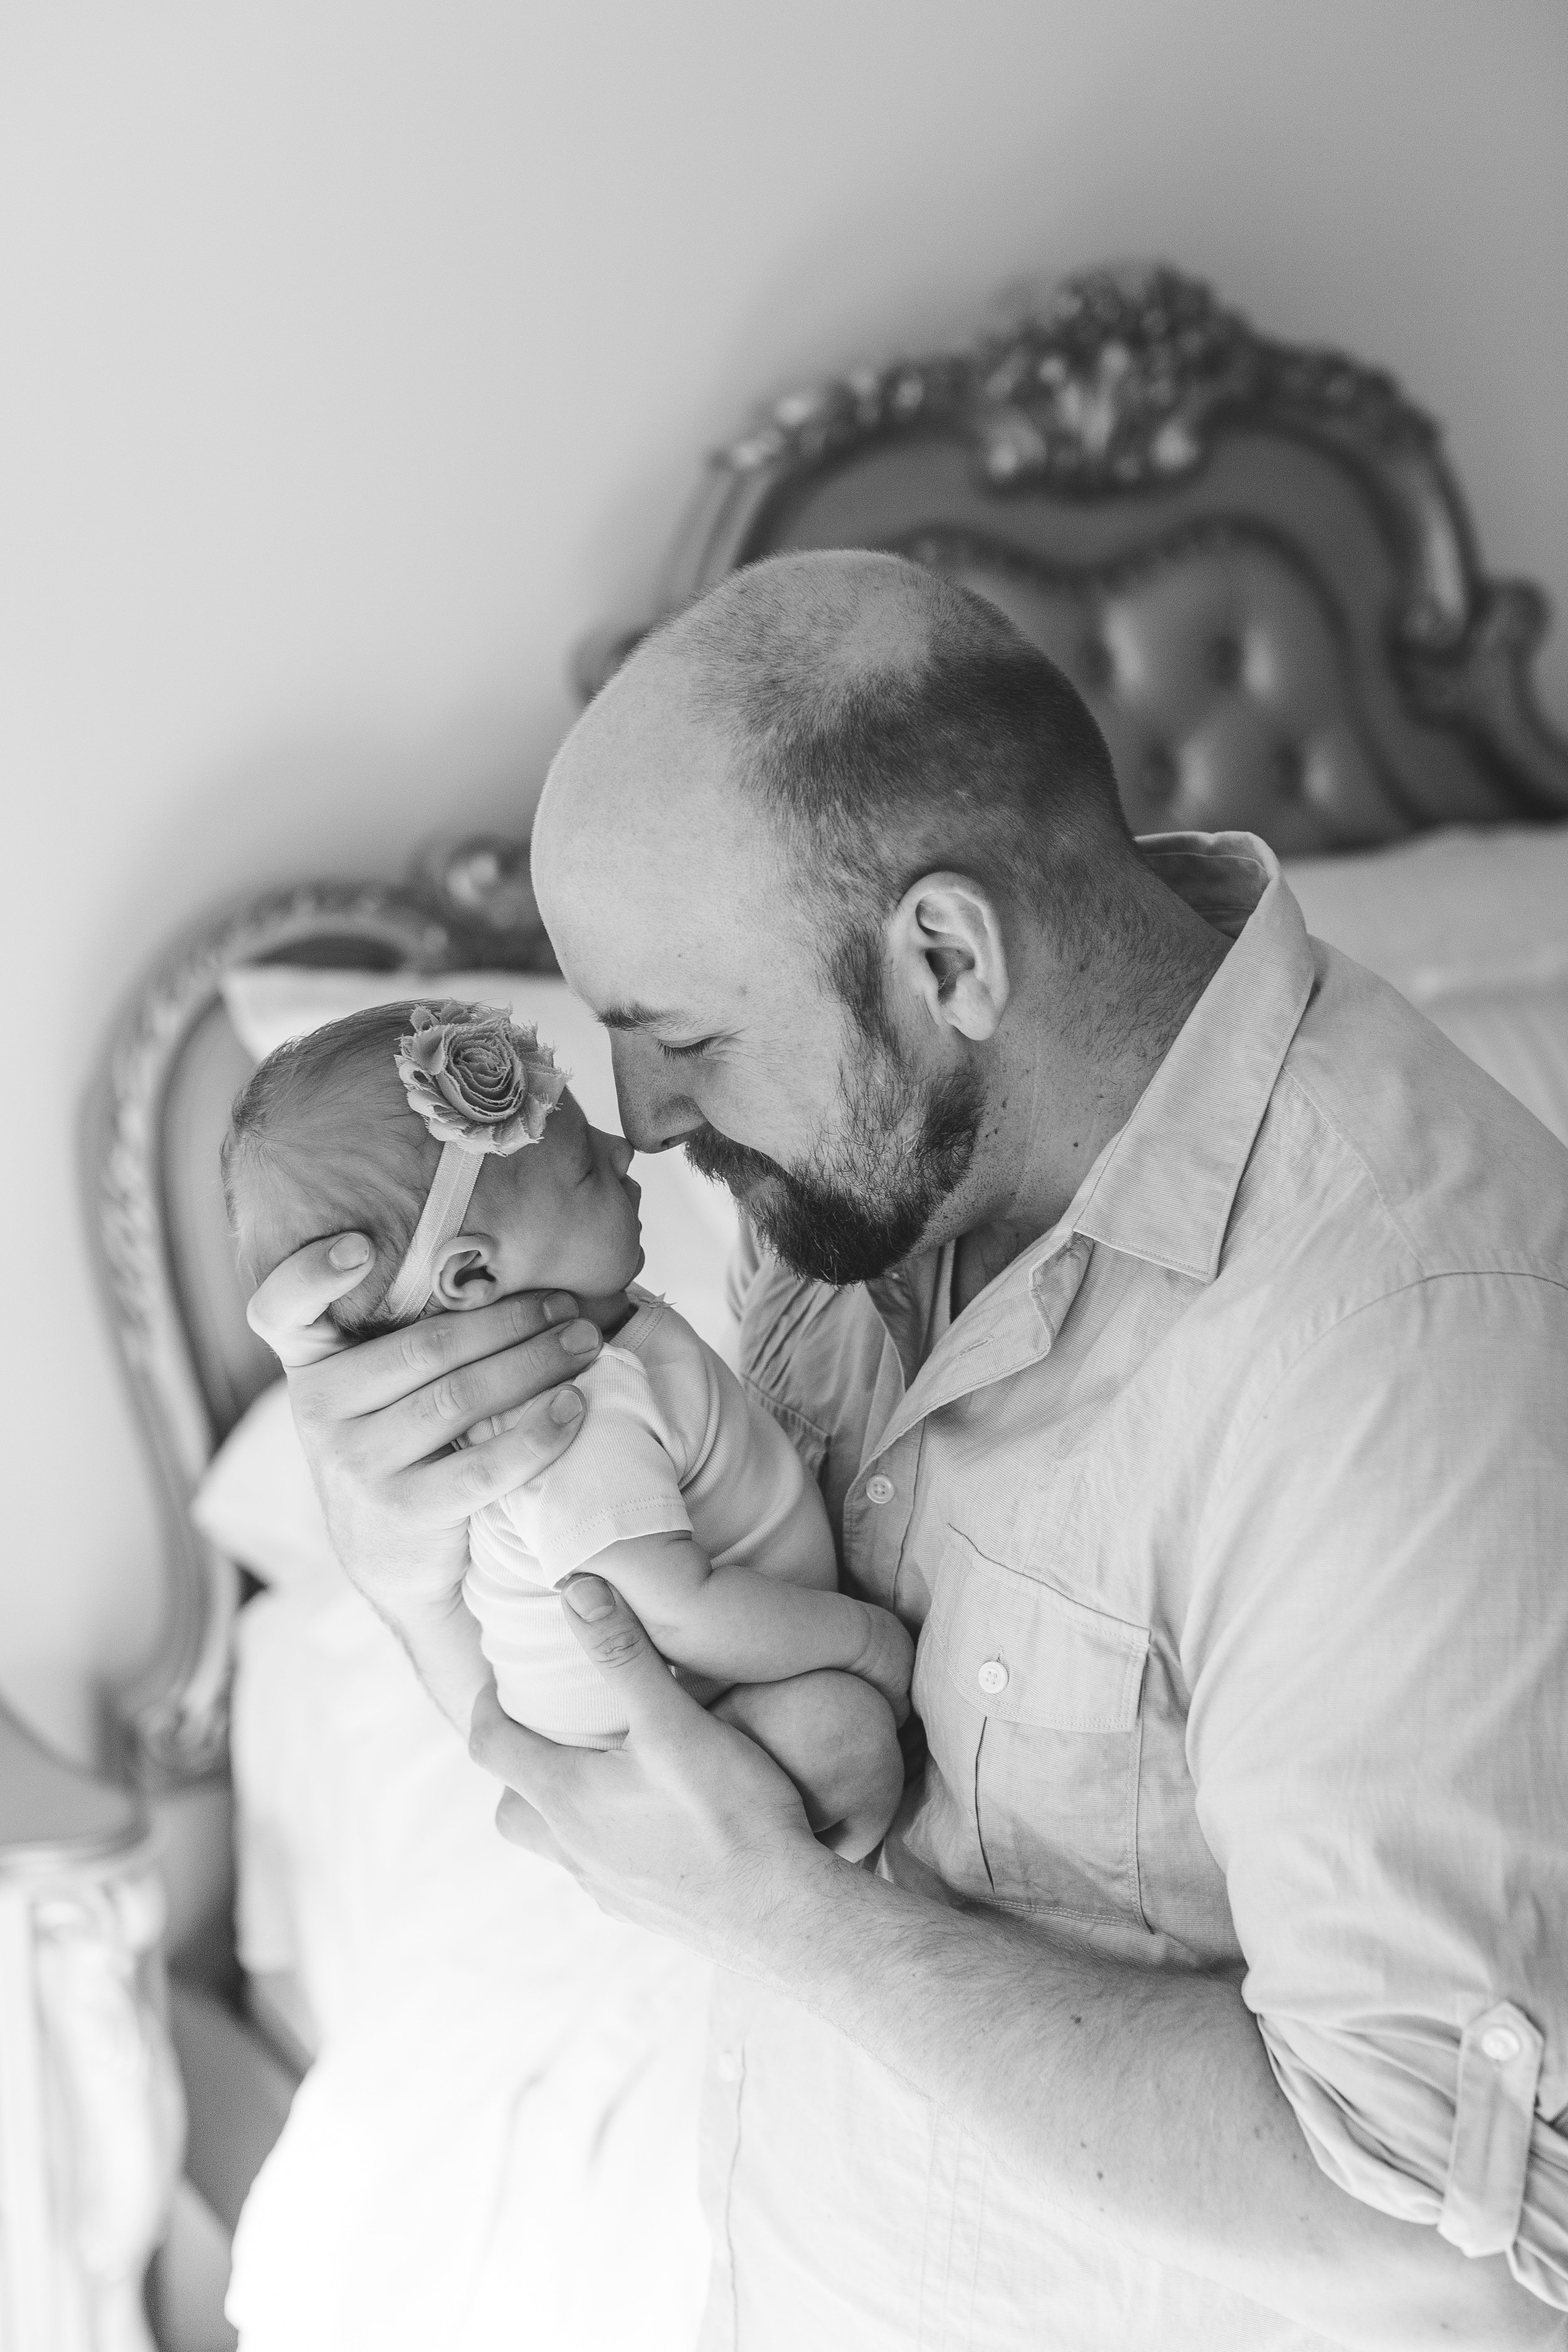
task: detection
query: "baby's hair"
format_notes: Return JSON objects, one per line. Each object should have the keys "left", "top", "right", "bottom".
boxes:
{"left": 223, "top": 1001, "right": 440, "bottom": 1338}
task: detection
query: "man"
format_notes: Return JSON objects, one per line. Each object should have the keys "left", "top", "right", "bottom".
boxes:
{"left": 253, "top": 553, "right": 1568, "bottom": 2348}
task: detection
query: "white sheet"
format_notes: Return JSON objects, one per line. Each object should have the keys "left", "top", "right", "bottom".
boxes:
{"left": 227, "top": 1579, "right": 712, "bottom": 2350}
{"left": 1283, "top": 823, "right": 1568, "bottom": 1145}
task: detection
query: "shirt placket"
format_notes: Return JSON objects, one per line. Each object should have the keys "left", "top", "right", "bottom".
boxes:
{"left": 840, "top": 1431, "right": 921, "bottom": 1612}
{"left": 707, "top": 1237, "right": 1096, "bottom": 2352}
{"left": 842, "top": 1237, "right": 1094, "bottom": 1613}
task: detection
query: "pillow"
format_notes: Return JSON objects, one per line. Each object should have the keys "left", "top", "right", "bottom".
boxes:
{"left": 221, "top": 966, "right": 741, "bottom": 1365}
{"left": 1283, "top": 823, "right": 1568, "bottom": 1147}
{"left": 190, "top": 1375, "right": 340, "bottom": 1589}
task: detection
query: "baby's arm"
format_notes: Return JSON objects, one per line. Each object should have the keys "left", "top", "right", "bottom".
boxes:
{"left": 589, "top": 1532, "right": 913, "bottom": 1720}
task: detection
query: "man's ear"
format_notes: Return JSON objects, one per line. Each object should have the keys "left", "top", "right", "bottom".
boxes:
{"left": 429, "top": 1235, "right": 504, "bottom": 1313}
{"left": 886, "top": 872, "right": 1009, "bottom": 1044}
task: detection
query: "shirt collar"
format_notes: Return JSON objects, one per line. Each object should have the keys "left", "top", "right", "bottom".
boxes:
{"left": 1072, "top": 830, "right": 1316, "bottom": 1284}
{"left": 858, "top": 828, "right": 1316, "bottom": 1435}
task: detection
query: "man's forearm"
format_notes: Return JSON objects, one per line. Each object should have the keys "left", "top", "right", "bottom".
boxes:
{"left": 738, "top": 1851, "right": 1560, "bottom": 2351}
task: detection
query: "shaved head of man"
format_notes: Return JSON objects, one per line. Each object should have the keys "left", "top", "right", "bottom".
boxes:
{"left": 531, "top": 551, "right": 1210, "bottom": 1288}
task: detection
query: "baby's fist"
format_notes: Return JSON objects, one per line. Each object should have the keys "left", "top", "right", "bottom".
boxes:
{"left": 850, "top": 1603, "right": 916, "bottom": 1727}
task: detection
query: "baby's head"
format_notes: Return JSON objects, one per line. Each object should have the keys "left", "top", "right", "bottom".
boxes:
{"left": 223, "top": 999, "right": 644, "bottom": 1335}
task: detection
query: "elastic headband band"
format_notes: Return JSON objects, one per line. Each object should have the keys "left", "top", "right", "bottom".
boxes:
{"left": 379, "top": 1140, "right": 485, "bottom": 1325}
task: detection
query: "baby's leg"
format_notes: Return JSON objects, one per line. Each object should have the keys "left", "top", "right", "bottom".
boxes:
{"left": 713, "top": 1670, "right": 905, "bottom": 1863}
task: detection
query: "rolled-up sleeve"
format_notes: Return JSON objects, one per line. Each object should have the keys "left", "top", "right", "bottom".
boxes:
{"left": 1187, "top": 1270, "right": 1568, "bottom": 2307}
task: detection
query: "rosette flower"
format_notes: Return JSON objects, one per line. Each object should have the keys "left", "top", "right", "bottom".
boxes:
{"left": 394, "top": 1001, "right": 567, "bottom": 1153}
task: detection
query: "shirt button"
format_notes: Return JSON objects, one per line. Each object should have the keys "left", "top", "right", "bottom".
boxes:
{"left": 714, "top": 2048, "right": 741, "bottom": 2082}
{"left": 865, "top": 1475, "right": 895, "bottom": 1506}
{"left": 1481, "top": 2025, "right": 1522, "bottom": 2065}
{"left": 977, "top": 1658, "right": 1009, "bottom": 1696}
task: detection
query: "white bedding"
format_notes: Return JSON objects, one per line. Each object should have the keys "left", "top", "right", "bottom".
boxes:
{"left": 226, "top": 1579, "right": 712, "bottom": 2350}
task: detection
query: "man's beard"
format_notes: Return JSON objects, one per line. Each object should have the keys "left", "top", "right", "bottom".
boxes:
{"left": 681, "top": 1041, "right": 983, "bottom": 1288}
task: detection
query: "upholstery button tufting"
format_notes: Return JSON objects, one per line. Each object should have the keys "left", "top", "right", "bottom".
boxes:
{"left": 1143, "top": 746, "right": 1179, "bottom": 803}
{"left": 1274, "top": 742, "right": 1305, "bottom": 798}
{"left": 1078, "top": 635, "right": 1113, "bottom": 688}
{"left": 1205, "top": 633, "right": 1244, "bottom": 686}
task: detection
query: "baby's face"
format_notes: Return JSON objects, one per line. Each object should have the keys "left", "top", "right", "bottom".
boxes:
{"left": 465, "top": 1089, "right": 644, "bottom": 1301}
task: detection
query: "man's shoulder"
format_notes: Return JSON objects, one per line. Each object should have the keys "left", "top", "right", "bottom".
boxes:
{"left": 1245, "top": 941, "right": 1568, "bottom": 1293}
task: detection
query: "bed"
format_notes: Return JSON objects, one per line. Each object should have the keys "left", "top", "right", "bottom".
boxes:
{"left": 83, "top": 262, "right": 1568, "bottom": 2346}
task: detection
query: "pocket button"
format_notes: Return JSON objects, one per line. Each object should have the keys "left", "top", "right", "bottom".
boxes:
{"left": 977, "top": 1657, "right": 1009, "bottom": 1696}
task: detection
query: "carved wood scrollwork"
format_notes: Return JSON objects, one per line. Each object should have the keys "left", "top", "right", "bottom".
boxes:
{"left": 411, "top": 833, "right": 558, "bottom": 968}
{"left": 577, "top": 262, "right": 1565, "bottom": 815}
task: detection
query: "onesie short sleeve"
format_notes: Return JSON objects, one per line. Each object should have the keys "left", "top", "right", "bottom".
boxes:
{"left": 494, "top": 1342, "right": 693, "bottom": 1584}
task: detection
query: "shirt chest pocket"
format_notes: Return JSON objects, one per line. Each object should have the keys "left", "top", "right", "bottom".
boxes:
{"left": 919, "top": 1530, "right": 1152, "bottom": 1928}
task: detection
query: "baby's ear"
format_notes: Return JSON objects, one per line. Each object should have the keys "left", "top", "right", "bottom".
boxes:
{"left": 430, "top": 1236, "right": 504, "bottom": 1313}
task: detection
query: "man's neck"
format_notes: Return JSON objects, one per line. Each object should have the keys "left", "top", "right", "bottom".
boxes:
{"left": 949, "top": 893, "right": 1231, "bottom": 1317}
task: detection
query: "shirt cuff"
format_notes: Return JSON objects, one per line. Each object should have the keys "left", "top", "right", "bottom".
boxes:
{"left": 1262, "top": 2006, "right": 1568, "bottom": 2309}
{"left": 1440, "top": 2001, "right": 1544, "bottom": 2259}
{"left": 539, "top": 1496, "right": 694, "bottom": 1584}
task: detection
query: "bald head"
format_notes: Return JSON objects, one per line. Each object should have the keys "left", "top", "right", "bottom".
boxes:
{"left": 534, "top": 549, "right": 1131, "bottom": 1039}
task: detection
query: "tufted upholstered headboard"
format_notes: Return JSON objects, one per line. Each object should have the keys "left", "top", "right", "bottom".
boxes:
{"left": 89, "top": 263, "right": 1568, "bottom": 1785}
{"left": 583, "top": 265, "right": 1567, "bottom": 845}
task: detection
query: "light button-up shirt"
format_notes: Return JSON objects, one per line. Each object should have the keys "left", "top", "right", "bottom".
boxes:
{"left": 701, "top": 830, "right": 1568, "bottom": 2350}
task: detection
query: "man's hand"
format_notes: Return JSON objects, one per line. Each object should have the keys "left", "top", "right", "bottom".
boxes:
{"left": 469, "top": 1574, "right": 834, "bottom": 1961}
{"left": 245, "top": 1231, "right": 603, "bottom": 1720}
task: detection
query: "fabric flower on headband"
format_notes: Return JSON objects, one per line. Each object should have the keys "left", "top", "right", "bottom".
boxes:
{"left": 395, "top": 1001, "right": 567, "bottom": 1153}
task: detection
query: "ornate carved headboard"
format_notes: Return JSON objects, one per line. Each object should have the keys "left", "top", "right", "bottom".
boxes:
{"left": 585, "top": 265, "right": 1567, "bottom": 842}
{"left": 90, "top": 263, "right": 1568, "bottom": 1786}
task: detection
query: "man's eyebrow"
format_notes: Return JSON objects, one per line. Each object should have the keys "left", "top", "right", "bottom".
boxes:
{"left": 596, "top": 1002, "right": 685, "bottom": 1033}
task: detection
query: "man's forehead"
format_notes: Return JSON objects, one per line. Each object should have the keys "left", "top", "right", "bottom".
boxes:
{"left": 550, "top": 903, "right": 763, "bottom": 1026}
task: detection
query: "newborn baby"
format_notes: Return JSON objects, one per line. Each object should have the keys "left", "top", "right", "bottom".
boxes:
{"left": 223, "top": 998, "right": 911, "bottom": 1858}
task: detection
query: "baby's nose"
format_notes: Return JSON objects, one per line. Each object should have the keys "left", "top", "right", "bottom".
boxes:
{"left": 608, "top": 1135, "right": 634, "bottom": 1177}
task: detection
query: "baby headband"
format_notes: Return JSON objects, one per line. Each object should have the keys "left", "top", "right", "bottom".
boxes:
{"left": 379, "top": 1001, "right": 567, "bottom": 1325}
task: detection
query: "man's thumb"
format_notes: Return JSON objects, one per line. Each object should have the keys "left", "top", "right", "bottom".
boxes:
{"left": 558, "top": 1575, "right": 691, "bottom": 1730}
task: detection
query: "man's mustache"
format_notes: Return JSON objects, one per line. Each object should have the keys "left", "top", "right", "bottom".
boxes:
{"left": 679, "top": 1123, "right": 790, "bottom": 1194}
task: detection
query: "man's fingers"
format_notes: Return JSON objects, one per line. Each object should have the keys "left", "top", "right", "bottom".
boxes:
{"left": 406, "top": 1387, "right": 589, "bottom": 1515}
{"left": 556, "top": 1576, "right": 701, "bottom": 1739}
{"left": 246, "top": 1232, "right": 374, "bottom": 1366}
{"left": 295, "top": 1291, "right": 595, "bottom": 1436}
{"left": 494, "top": 1789, "right": 573, "bottom": 1870}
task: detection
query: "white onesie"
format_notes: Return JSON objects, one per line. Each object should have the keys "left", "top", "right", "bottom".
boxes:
{"left": 463, "top": 1293, "right": 836, "bottom": 1746}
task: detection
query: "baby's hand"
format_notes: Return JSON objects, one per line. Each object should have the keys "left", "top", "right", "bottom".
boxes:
{"left": 847, "top": 1602, "right": 916, "bottom": 1727}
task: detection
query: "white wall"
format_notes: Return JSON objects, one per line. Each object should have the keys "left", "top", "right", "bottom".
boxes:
{"left": 3, "top": 0, "right": 1565, "bottom": 1757}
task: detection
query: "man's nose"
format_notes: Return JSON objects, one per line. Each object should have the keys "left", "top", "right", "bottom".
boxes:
{"left": 609, "top": 1034, "right": 699, "bottom": 1155}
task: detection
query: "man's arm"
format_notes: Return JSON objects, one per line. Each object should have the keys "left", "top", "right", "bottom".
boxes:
{"left": 591, "top": 1534, "right": 914, "bottom": 1716}
{"left": 471, "top": 1577, "right": 1564, "bottom": 2352}
{"left": 748, "top": 1848, "right": 1560, "bottom": 2351}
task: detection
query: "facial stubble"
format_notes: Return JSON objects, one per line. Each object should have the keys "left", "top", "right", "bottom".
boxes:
{"left": 682, "top": 1037, "right": 983, "bottom": 1287}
